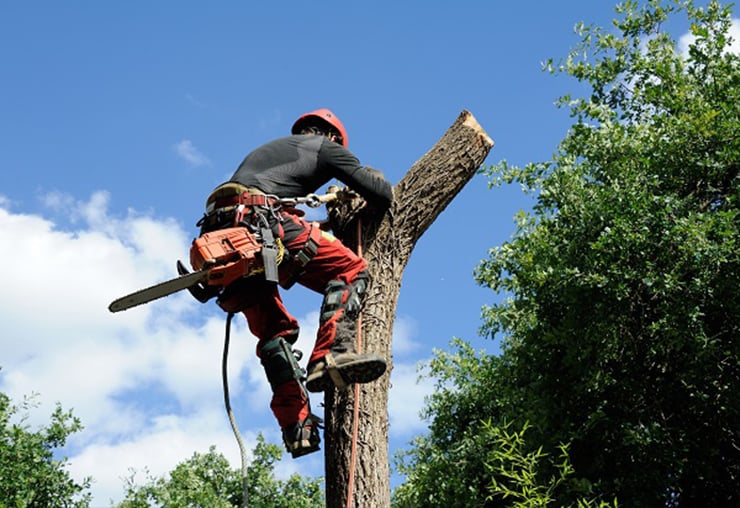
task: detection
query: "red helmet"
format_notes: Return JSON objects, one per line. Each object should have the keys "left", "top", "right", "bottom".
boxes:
{"left": 291, "top": 108, "right": 348, "bottom": 147}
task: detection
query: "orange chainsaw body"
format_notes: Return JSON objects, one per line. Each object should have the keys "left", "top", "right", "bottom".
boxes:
{"left": 190, "top": 227, "right": 263, "bottom": 287}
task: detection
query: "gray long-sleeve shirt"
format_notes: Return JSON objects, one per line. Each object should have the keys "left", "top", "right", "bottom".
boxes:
{"left": 228, "top": 134, "right": 393, "bottom": 210}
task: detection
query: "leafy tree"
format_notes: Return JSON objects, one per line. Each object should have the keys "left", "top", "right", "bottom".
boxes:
{"left": 395, "top": 0, "right": 739, "bottom": 506}
{"left": 393, "top": 342, "right": 612, "bottom": 507}
{"left": 0, "top": 390, "right": 92, "bottom": 508}
{"left": 118, "top": 435, "right": 324, "bottom": 508}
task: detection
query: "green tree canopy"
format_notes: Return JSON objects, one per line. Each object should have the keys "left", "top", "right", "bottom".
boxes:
{"left": 117, "top": 435, "right": 324, "bottom": 508}
{"left": 394, "top": 1, "right": 739, "bottom": 506}
{"left": 0, "top": 385, "right": 323, "bottom": 508}
{"left": 0, "top": 390, "right": 92, "bottom": 508}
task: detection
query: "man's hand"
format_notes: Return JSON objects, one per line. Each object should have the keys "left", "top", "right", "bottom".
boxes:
{"left": 336, "top": 187, "right": 360, "bottom": 202}
{"left": 327, "top": 185, "right": 360, "bottom": 202}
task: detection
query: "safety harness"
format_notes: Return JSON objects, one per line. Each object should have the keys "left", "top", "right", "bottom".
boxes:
{"left": 196, "top": 182, "right": 322, "bottom": 288}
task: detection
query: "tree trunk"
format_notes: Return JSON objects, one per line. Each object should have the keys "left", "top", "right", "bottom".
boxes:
{"left": 322, "top": 110, "right": 494, "bottom": 507}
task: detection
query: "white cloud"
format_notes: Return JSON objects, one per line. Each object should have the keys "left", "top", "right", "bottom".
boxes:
{"left": 392, "top": 315, "right": 421, "bottom": 357}
{"left": 726, "top": 18, "right": 739, "bottom": 54}
{"left": 389, "top": 360, "right": 432, "bottom": 437}
{"left": 41, "top": 190, "right": 76, "bottom": 214}
{"left": 173, "top": 139, "right": 211, "bottom": 167}
{"left": 0, "top": 193, "right": 266, "bottom": 505}
{"left": 679, "top": 17, "right": 740, "bottom": 56}
{"left": 67, "top": 411, "right": 266, "bottom": 506}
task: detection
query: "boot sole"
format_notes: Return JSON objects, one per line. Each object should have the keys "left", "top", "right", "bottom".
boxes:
{"left": 306, "top": 356, "right": 387, "bottom": 393}
{"left": 287, "top": 439, "right": 320, "bottom": 458}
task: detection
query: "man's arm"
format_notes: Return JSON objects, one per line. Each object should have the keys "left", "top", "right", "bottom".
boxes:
{"left": 318, "top": 139, "right": 393, "bottom": 210}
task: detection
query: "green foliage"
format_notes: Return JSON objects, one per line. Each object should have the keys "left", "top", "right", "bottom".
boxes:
{"left": 0, "top": 390, "right": 92, "bottom": 508}
{"left": 398, "top": 0, "right": 739, "bottom": 506}
{"left": 392, "top": 343, "right": 612, "bottom": 507}
{"left": 484, "top": 421, "right": 616, "bottom": 508}
{"left": 393, "top": 342, "right": 505, "bottom": 507}
{"left": 117, "top": 435, "right": 324, "bottom": 508}
{"left": 485, "top": 421, "right": 571, "bottom": 507}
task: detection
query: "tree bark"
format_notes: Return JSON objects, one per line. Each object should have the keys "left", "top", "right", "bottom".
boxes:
{"left": 323, "top": 110, "right": 494, "bottom": 507}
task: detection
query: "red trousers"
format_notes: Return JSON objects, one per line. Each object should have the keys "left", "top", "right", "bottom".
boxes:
{"left": 218, "top": 211, "right": 366, "bottom": 428}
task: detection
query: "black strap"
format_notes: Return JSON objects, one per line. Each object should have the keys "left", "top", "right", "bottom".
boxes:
{"left": 260, "top": 224, "right": 280, "bottom": 283}
{"left": 251, "top": 210, "right": 280, "bottom": 283}
{"left": 282, "top": 223, "right": 321, "bottom": 289}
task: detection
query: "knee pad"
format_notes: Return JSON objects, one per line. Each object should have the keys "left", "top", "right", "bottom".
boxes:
{"left": 259, "top": 337, "right": 306, "bottom": 390}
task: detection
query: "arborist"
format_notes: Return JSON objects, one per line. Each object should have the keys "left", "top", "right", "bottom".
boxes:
{"left": 194, "top": 108, "right": 393, "bottom": 458}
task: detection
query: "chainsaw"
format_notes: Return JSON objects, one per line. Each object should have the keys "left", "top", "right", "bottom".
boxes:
{"left": 108, "top": 191, "right": 344, "bottom": 313}
{"left": 108, "top": 226, "right": 263, "bottom": 313}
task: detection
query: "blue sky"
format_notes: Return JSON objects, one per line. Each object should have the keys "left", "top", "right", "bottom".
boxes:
{"left": 1, "top": 1, "right": 733, "bottom": 505}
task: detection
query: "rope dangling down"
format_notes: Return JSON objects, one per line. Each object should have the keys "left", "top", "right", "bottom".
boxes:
{"left": 346, "top": 218, "right": 364, "bottom": 508}
{"left": 223, "top": 312, "right": 250, "bottom": 508}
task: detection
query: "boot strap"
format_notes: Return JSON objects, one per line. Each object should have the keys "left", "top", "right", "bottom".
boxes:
{"left": 324, "top": 353, "right": 347, "bottom": 389}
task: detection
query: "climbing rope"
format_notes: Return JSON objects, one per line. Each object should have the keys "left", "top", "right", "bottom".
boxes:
{"left": 345, "top": 218, "right": 364, "bottom": 508}
{"left": 223, "top": 312, "right": 249, "bottom": 508}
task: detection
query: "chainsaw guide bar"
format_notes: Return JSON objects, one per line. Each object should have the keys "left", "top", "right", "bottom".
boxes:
{"left": 108, "top": 269, "right": 209, "bottom": 313}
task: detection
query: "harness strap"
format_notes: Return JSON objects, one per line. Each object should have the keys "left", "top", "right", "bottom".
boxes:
{"left": 296, "top": 223, "right": 321, "bottom": 266}
{"left": 282, "top": 222, "right": 322, "bottom": 289}
{"left": 205, "top": 183, "right": 279, "bottom": 212}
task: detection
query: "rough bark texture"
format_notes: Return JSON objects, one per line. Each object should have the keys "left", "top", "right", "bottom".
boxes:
{"left": 322, "top": 110, "right": 494, "bottom": 507}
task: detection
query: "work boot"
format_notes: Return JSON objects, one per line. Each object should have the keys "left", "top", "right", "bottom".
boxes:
{"left": 305, "top": 351, "right": 387, "bottom": 393}
{"left": 282, "top": 414, "right": 322, "bottom": 458}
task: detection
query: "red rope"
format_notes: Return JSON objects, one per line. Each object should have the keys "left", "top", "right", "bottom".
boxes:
{"left": 345, "top": 219, "right": 363, "bottom": 508}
